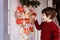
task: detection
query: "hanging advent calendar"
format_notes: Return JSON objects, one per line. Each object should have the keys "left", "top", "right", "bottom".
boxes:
{"left": 15, "top": 5, "right": 37, "bottom": 40}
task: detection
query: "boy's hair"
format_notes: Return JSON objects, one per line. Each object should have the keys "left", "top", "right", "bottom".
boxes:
{"left": 42, "top": 7, "right": 57, "bottom": 19}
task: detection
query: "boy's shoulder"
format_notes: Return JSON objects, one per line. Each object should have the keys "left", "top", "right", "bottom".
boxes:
{"left": 46, "top": 21, "right": 59, "bottom": 32}
{"left": 49, "top": 21, "right": 59, "bottom": 30}
{"left": 48, "top": 21, "right": 58, "bottom": 27}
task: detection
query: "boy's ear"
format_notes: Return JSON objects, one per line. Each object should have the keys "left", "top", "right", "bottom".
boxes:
{"left": 48, "top": 15, "right": 51, "bottom": 19}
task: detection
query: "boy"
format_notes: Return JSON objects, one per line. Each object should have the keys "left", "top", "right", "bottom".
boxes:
{"left": 34, "top": 7, "right": 59, "bottom": 40}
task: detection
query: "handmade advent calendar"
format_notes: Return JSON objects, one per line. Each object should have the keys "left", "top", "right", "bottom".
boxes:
{"left": 15, "top": 5, "right": 37, "bottom": 40}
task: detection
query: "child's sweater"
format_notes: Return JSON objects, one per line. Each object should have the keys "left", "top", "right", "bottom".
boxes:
{"left": 34, "top": 20, "right": 59, "bottom": 40}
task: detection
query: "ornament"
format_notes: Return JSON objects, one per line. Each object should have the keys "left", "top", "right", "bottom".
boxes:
{"left": 17, "top": 6, "right": 24, "bottom": 13}
{"left": 25, "top": 18, "right": 30, "bottom": 24}
{"left": 16, "top": 18, "right": 23, "bottom": 24}
{"left": 25, "top": 13, "right": 30, "bottom": 19}
{"left": 15, "top": 11, "right": 22, "bottom": 19}
{"left": 29, "top": 26, "right": 34, "bottom": 32}
{"left": 24, "top": 5, "right": 30, "bottom": 13}
{"left": 21, "top": 13, "right": 26, "bottom": 19}
{"left": 24, "top": 28, "right": 29, "bottom": 35}
{"left": 32, "top": 12, "right": 37, "bottom": 16}
{"left": 29, "top": 9, "right": 33, "bottom": 12}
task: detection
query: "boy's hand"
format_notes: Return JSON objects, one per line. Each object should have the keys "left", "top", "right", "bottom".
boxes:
{"left": 32, "top": 16, "right": 37, "bottom": 21}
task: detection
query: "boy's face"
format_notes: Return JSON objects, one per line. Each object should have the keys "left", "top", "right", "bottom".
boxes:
{"left": 42, "top": 13, "right": 51, "bottom": 22}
